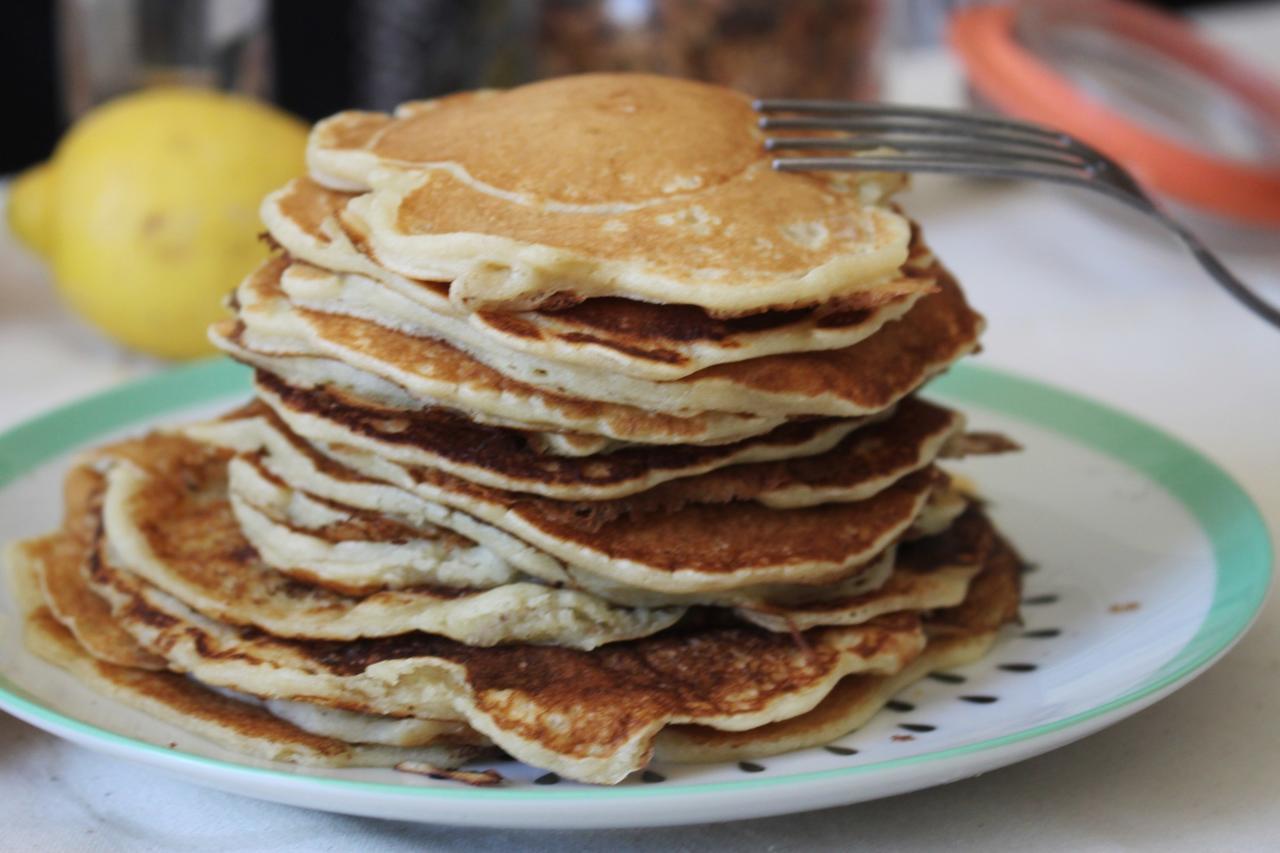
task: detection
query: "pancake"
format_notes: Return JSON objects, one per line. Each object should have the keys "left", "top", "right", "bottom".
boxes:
{"left": 254, "top": 374, "right": 871, "bottom": 499}
{"left": 225, "top": 438, "right": 972, "bottom": 625}
{"left": 735, "top": 507, "right": 992, "bottom": 631}
{"left": 211, "top": 330, "right": 607, "bottom": 444}
{"left": 14, "top": 467, "right": 167, "bottom": 671}
{"left": 93, "top": 435, "right": 684, "bottom": 648}
{"left": 235, "top": 253, "right": 982, "bottom": 420}
{"left": 463, "top": 269, "right": 926, "bottom": 382}
{"left": 542, "top": 396, "right": 962, "bottom": 513}
{"left": 187, "top": 414, "right": 578, "bottom": 589}
{"left": 18, "top": 499, "right": 1011, "bottom": 777}
{"left": 13, "top": 510, "right": 484, "bottom": 742}
{"left": 72, "top": 502, "right": 1013, "bottom": 783}
{"left": 655, "top": 633, "right": 996, "bottom": 763}
{"left": 226, "top": 427, "right": 970, "bottom": 601}
{"left": 27, "top": 533, "right": 167, "bottom": 670}
{"left": 254, "top": 374, "right": 961, "bottom": 502}
{"left": 183, "top": 407, "right": 526, "bottom": 594}
{"left": 227, "top": 448, "right": 908, "bottom": 611}
{"left": 16, "top": 538, "right": 485, "bottom": 750}
{"left": 215, "top": 256, "right": 795, "bottom": 445}
{"left": 235, "top": 450, "right": 983, "bottom": 617}
{"left": 88, "top": 547, "right": 927, "bottom": 784}
{"left": 264, "top": 176, "right": 934, "bottom": 381}
{"left": 536, "top": 431, "right": 622, "bottom": 457}
{"left": 97, "top": 429, "right": 961, "bottom": 635}
{"left": 9, "top": 466, "right": 163, "bottom": 670}
{"left": 657, "top": 519, "right": 1021, "bottom": 761}
{"left": 256, "top": 695, "right": 481, "bottom": 749}
{"left": 22, "top": 607, "right": 483, "bottom": 768}
{"left": 10, "top": 545, "right": 485, "bottom": 767}
{"left": 225, "top": 486, "right": 521, "bottom": 594}
{"left": 229, "top": 442, "right": 970, "bottom": 610}
{"left": 224, "top": 449, "right": 572, "bottom": 592}
{"left": 201, "top": 403, "right": 972, "bottom": 607}
{"left": 304, "top": 75, "right": 918, "bottom": 315}
{"left": 202, "top": 406, "right": 944, "bottom": 594}
{"left": 318, "top": 446, "right": 942, "bottom": 593}
{"left": 278, "top": 259, "right": 922, "bottom": 417}
{"left": 229, "top": 484, "right": 519, "bottom": 594}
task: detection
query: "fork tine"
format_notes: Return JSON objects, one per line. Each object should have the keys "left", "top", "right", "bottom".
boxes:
{"left": 771, "top": 155, "right": 1096, "bottom": 186}
{"left": 765, "top": 136, "right": 1088, "bottom": 170}
{"left": 755, "top": 99, "right": 1069, "bottom": 140}
{"left": 760, "top": 115, "right": 1067, "bottom": 149}
{"left": 757, "top": 101, "right": 1119, "bottom": 164}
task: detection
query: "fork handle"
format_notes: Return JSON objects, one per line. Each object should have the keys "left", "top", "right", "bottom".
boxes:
{"left": 1160, "top": 216, "right": 1280, "bottom": 330}
{"left": 1108, "top": 186, "right": 1280, "bottom": 330}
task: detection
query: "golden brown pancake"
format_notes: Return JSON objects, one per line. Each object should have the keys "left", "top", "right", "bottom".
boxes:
{"left": 306, "top": 75, "right": 916, "bottom": 315}
{"left": 253, "top": 373, "right": 865, "bottom": 499}
{"left": 111, "top": 428, "right": 977, "bottom": 629}
{"left": 18, "top": 478, "right": 166, "bottom": 670}
{"left": 88, "top": 547, "right": 927, "bottom": 784}
{"left": 225, "top": 443, "right": 910, "bottom": 611}
{"left": 219, "top": 410, "right": 944, "bottom": 593}
{"left": 655, "top": 634, "right": 996, "bottom": 763}
{"left": 927, "top": 523, "right": 1025, "bottom": 637}
{"left": 574, "top": 396, "right": 962, "bottom": 513}
{"left": 657, "top": 518, "right": 1022, "bottom": 761}
{"left": 264, "top": 176, "right": 932, "bottom": 380}
{"left": 216, "top": 256, "right": 803, "bottom": 445}
{"left": 255, "top": 373, "right": 960, "bottom": 502}
{"left": 14, "top": 465, "right": 164, "bottom": 669}
{"left": 21, "top": 606, "right": 483, "bottom": 767}
{"left": 10, "top": 483, "right": 488, "bottom": 762}
{"left": 63, "top": 498, "right": 1015, "bottom": 783}
{"left": 229, "top": 253, "right": 983, "bottom": 421}
{"left": 738, "top": 507, "right": 994, "bottom": 631}
{"left": 91, "top": 435, "right": 683, "bottom": 648}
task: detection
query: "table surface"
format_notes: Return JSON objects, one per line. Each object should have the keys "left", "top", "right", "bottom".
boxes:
{"left": 3, "top": 6, "right": 1279, "bottom": 851}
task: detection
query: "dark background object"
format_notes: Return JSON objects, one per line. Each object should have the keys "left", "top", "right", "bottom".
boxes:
{"left": 0, "top": 0, "right": 1259, "bottom": 174}
{"left": 1, "top": 4, "right": 61, "bottom": 173}
{"left": 351, "top": 0, "right": 535, "bottom": 111}
{"left": 271, "top": 0, "right": 355, "bottom": 120}
{"left": 534, "top": 0, "right": 888, "bottom": 100}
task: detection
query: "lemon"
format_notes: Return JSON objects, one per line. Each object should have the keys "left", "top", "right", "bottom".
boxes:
{"left": 8, "top": 161, "right": 55, "bottom": 257}
{"left": 7, "top": 87, "right": 307, "bottom": 359}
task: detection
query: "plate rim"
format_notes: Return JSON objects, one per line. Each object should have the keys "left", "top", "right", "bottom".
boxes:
{"left": 0, "top": 358, "right": 1272, "bottom": 803}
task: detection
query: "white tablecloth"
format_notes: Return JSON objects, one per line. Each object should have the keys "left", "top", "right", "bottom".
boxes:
{"left": 3, "top": 6, "right": 1278, "bottom": 850}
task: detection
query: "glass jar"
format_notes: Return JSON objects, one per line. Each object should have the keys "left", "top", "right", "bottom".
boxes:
{"left": 536, "top": 0, "right": 888, "bottom": 100}
{"left": 58, "top": 0, "right": 270, "bottom": 119}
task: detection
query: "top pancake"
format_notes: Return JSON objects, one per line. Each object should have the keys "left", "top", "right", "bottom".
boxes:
{"left": 305, "top": 74, "right": 918, "bottom": 315}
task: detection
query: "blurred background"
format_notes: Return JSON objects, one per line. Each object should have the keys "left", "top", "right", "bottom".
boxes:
{"left": 0, "top": 0, "right": 1260, "bottom": 174}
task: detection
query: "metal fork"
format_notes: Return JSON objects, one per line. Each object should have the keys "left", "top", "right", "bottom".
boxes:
{"left": 755, "top": 99, "right": 1280, "bottom": 330}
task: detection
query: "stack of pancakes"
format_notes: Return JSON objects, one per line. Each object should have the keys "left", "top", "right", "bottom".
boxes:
{"left": 10, "top": 74, "right": 1023, "bottom": 785}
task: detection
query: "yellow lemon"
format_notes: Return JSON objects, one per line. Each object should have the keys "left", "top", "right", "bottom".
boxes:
{"left": 8, "top": 161, "right": 55, "bottom": 257}
{"left": 8, "top": 87, "right": 306, "bottom": 359}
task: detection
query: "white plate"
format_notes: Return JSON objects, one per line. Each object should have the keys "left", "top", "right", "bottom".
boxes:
{"left": 0, "top": 361, "right": 1270, "bottom": 828}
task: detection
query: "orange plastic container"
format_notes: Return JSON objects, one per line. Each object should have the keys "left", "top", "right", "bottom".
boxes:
{"left": 949, "top": 1, "right": 1280, "bottom": 227}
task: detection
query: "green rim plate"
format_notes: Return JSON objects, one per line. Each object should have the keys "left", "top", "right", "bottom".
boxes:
{"left": 0, "top": 358, "right": 1271, "bottom": 802}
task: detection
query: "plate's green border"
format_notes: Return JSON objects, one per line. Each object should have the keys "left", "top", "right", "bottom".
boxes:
{"left": 0, "top": 358, "right": 1271, "bottom": 802}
